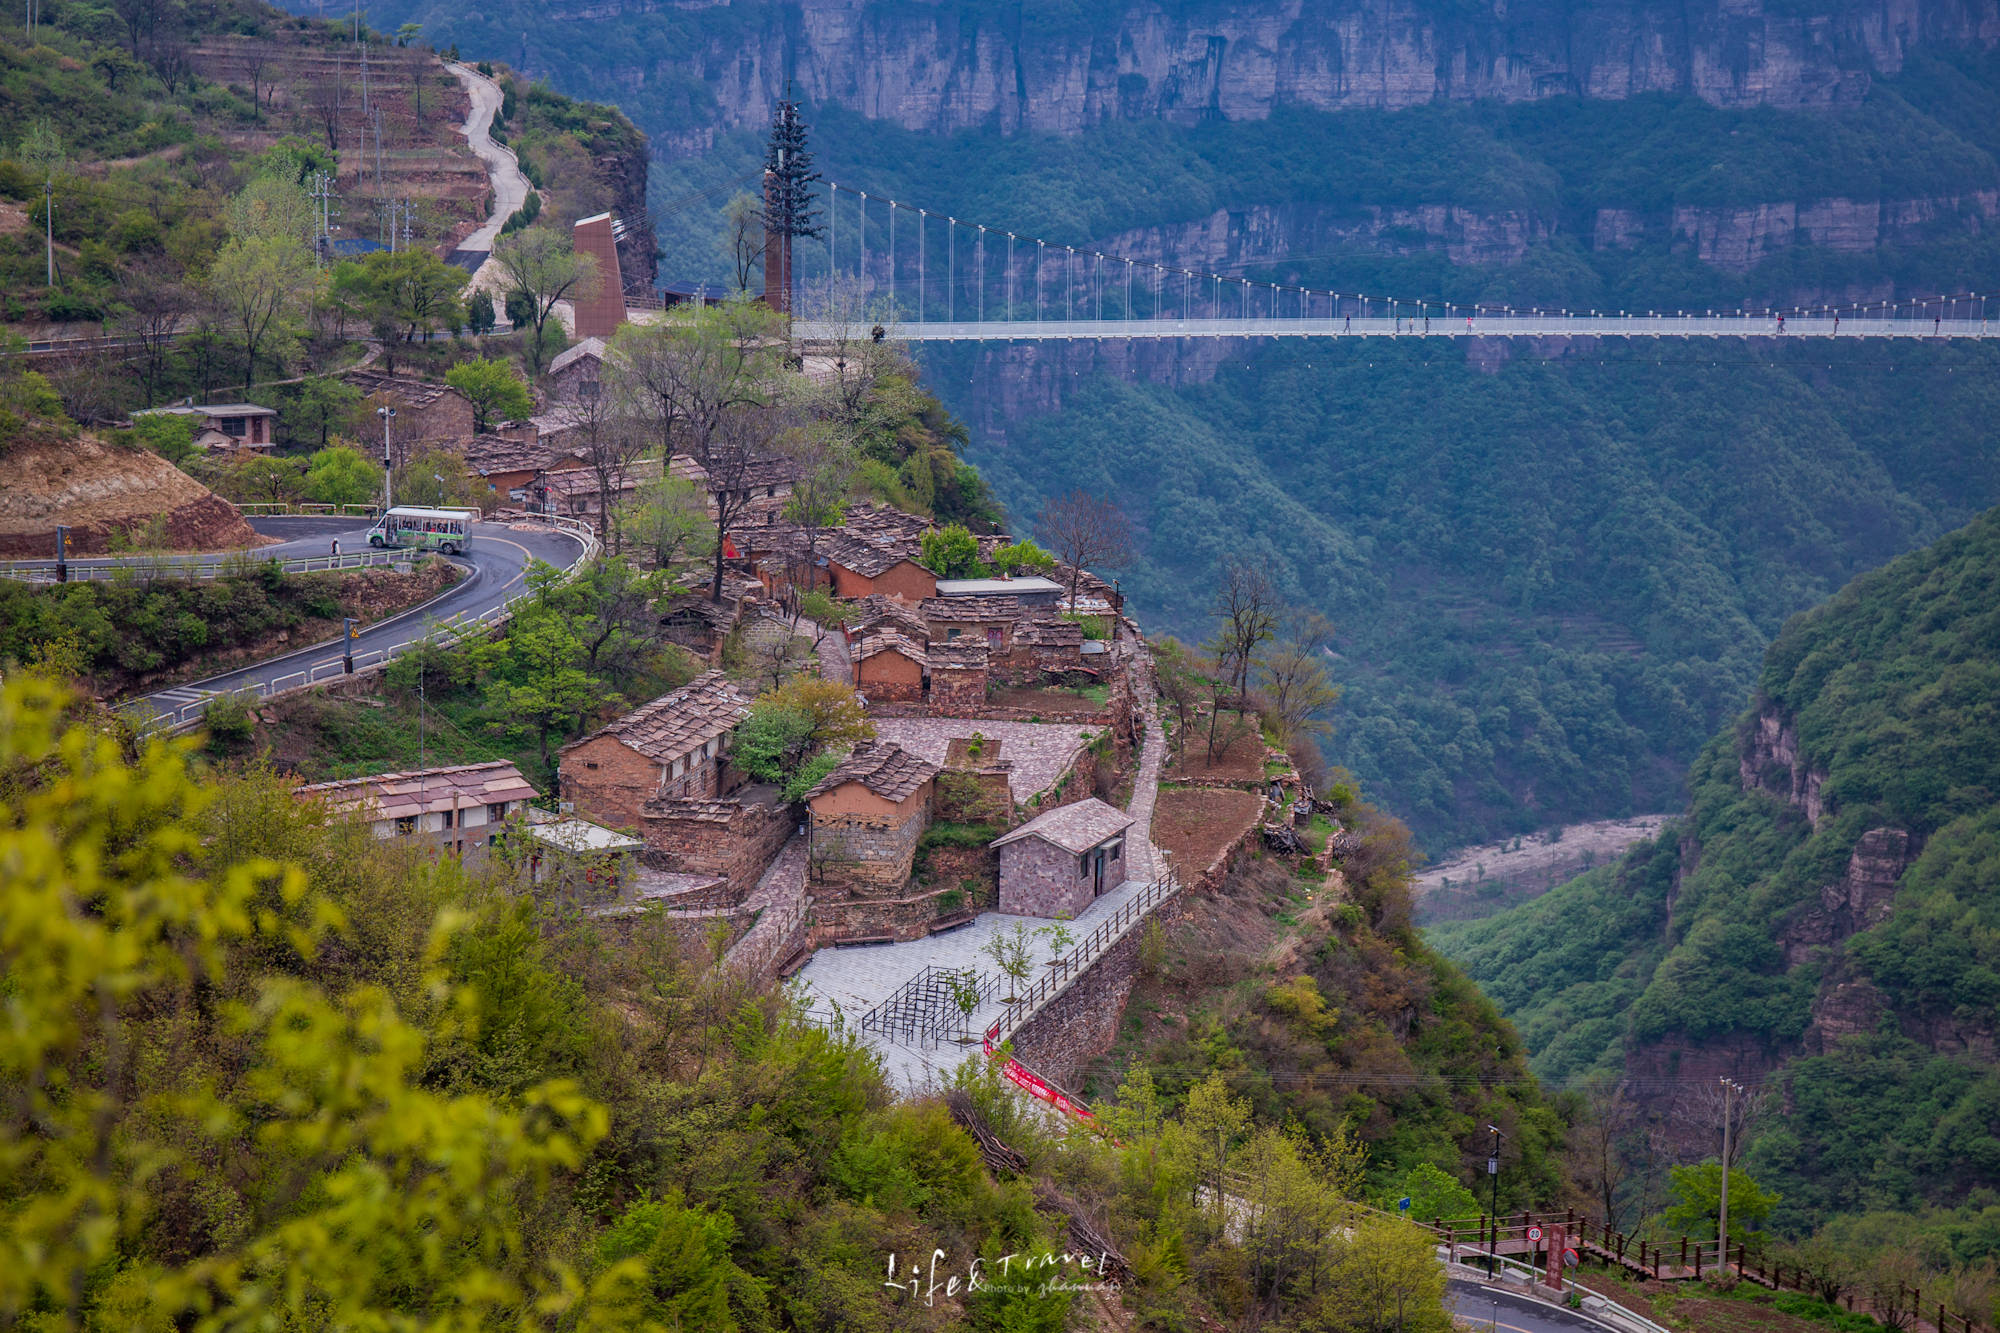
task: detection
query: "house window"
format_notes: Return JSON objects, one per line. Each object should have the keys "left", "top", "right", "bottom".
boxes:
{"left": 1109, "top": 840, "right": 1122, "bottom": 862}
{"left": 394, "top": 815, "right": 417, "bottom": 836}
{"left": 584, "top": 760, "right": 600, "bottom": 770}
{"left": 219, "top": 416, "right": 247, "bottom": 437}
{"left": 441, "top": 808, "right": 455, "bottom": 830}
{"left": 488, "top": 802, "right": 508, "bottom": 823}
{"left": 947, "top": 627, "right": 962, "bottom": 640}
{"left": 1079, "top": 855, "right": 1090, "bottom": 878}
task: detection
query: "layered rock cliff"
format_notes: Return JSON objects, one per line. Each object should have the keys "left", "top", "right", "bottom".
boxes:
{"left": 508, "top": 0, "right": 2000, "bottom": 155}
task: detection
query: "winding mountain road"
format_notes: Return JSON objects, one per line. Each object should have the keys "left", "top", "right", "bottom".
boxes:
{"left": 449, "top": 61, "right": 530, "bottom": 253}
{"left": 130, "top": 515, "right": 587, "bottom": 729}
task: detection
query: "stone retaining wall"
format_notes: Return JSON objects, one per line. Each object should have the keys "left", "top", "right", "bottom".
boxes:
{"left": 1009, "top": 929, "right": 1144, "bottom": 1088}
{"left": 810, "top": 881, "right": 981, "bottom": 944}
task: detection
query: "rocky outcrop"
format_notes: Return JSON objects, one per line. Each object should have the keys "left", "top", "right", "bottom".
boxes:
{"left": 1739, "top": 705, "right": 1827, "bottom": 825}
{"left": 1097, "top": 200, "right": 1552, "bottom": 271}
{"left": 1780, "top": 827, "right": 1914, "bottom": 965}
{"left": 1671, "top": 190, "right": 2000, "bottom": 270}
{"left": 545, "top": 0, "right": 2000, "bottom": 154}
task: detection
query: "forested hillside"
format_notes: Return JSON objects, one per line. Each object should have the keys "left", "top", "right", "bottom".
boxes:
{"left": 1431, "top": 506, "right": 2000, "bottom": 1237}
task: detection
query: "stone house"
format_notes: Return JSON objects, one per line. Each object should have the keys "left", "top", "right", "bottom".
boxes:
{"left": 657, "top": 594, "right": 739, "bottom": 663}
{"left": 1012, "top": 619, "right": 1087, "bottom": 678}
{"left": 823, "top": 534, "right": 938, "bottom": 602}
{"left": 532, "top": 456, "right": 661, "bottom": 523}
{"left": 545, "top": 336, "right": 607, "bottom": 402}
{"left": 134, "top": 402, "right": 278, "bottom": 452}
{"left": 992, "top": 797, "right": 1135, "bottom": 917}
{"left": 462, "top": 433, "right": 588, "bottom": 506}
{"left": 927, "top": 639, "right": 989, "bottom": 710}
{"left": 851, "top": 595, "right": 930, "bottom": 643}
{"left": 923, "top": 596, "right": 1020, "bottom": 653}
{"left": 852, "top": 631, "right": 928, "bottom": 703}
{"left": 522, "top": 813, "right": 644, "bottom": 904}
{"left": 636, "top": 795, "right": 794, "bottom": 900}
{"left": 805, "top": 741, "right": 940, "bottom": 892}
{"left": 557, "top": 671, "right": 751, "bottom": 829}
{"left": 343, "top": 369, "right": 478, "bottom": 455}
{"left": 294, "top": 761, "right": 538, "bottom": 862}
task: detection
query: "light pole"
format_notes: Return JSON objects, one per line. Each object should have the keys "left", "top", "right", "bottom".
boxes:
{"left": 1487, "top": 1124, "right": 1504, "bottom": 1278}
{"left": 377, "top": 405, "right": 397, "bottom": 512}
{"left": 433, "top": 472, "right": 446, "bottom": 506}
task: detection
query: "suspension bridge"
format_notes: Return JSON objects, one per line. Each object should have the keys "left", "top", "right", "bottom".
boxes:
{"left": 786, "top": 181, "right": 2000, "bottom": 343}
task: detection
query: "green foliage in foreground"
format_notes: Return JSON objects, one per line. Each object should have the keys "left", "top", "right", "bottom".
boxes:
{"left": 1434, "top": 506, "right": 2000, "bottom": 1232}
{"left": 0, "top": 675, "right": 1081, "bottom": 1330}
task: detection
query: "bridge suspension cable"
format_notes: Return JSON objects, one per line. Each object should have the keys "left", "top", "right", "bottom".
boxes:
{"left": 795, "top": 180, "right": 1999, "bottom": 343}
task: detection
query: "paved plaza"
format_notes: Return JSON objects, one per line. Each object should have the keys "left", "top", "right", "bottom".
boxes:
{"left": 868, "top": 717, "right": 1096, "bottom": 803}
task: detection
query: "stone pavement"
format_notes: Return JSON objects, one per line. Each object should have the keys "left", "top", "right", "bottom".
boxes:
{"left": 792, "top": 873, "right": 1153, "bottom": 1093}
{"left": 868, "top": 718, "right": 1093, "bottom": 804}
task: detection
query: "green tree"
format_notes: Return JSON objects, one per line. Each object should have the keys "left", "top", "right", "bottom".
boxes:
{"left": 992, "top": 538, "right": 1057, "bottom": 575}
{"left": 1378, "top": 1162, "right": 1480, "bottom": 1224}
{"left": 621, "top": 472, "right": 713, "bottom": 575}
{"left": 919, "top": 523, "right": 983, "bottom": 579}
{"left": 599, "top": 1194, "right": 769, "bottom": 1331}
{"left": 302, "top": 444, "right": 381, "bottom": 507}
{"left": 446, "top": 356, "right": 534, "bottom": 433}
{"left": 391, "top": 448, "right": 484, "bottom": 509}
{"left": 489, "top": 611, "right": 599, "bottom": 767}
{"left": 492, "top": 227, "right": 598, "bottom": 375}
{"left": 208, "top": 235, "right": 318, "bottom": 392}
{"left": 288, "top": 375, "right": 364, "bottom": 449}
{"left": 1664, "top": 1164, "right": 1779, "bottom": 1245}
{"left": 1315, "top": 1216, "right": 1452, "bottom": 1333}
{"left": 130, "top": 412, "right": 195, "bottom": 465}
{"left": 333, "top": 249, "right": 467, "bottom": 349}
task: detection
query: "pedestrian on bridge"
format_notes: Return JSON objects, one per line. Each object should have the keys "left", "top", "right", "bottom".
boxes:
{"left": 1777, "top": 313, "right": 1784, "bottom": 333}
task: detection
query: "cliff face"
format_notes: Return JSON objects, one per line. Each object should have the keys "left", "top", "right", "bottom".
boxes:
{"left": 584, "top": 0, "right": 2000, "bottom": 155}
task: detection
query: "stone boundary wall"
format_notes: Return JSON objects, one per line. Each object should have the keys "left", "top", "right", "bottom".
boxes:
{"left": 1009, "top": 928, "right": 1144, "bottom": 1088}
{"left": 810, "top": 881, "right": 977, "bottom": 943}
{"left": 591, "top": 903, "right": 756, "bottom": 958}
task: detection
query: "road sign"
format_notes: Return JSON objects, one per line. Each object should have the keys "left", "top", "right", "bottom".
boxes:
{"left": 1527, "top": 1226, "right": 1543, "bottom": 1242}
{"left": 1564, "top": 1249, "right": 1578, "bottom": 1268}
{"left": 1397, "top": 1197, "right": 1411, "bottom": 1213}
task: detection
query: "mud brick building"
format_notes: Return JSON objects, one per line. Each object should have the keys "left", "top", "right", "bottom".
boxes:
{"left": 993, "top": 797, "right": 1134, "bottom": 917}
{"left": 852, "top": 631, "right": 928, "bottom": 702}
{"left": 635, "top": 796, "right": 794, "bottom": 899}
{"left": 558, "top": 671, "right": 751, "bottom": 829}
{"left": 462, "top": 433, "right": 588, "bottom": 506}
{"left": 294, "top": 761, "right": 537, "bottom": 863}
{"left": 851, "top": 595, "right": 930, "bottom": 642}
{"left": 823, "top": 534, "right": 937, "bottom": 602}
{"left": 805, "top": 741, "right": 940, "bottom": 892}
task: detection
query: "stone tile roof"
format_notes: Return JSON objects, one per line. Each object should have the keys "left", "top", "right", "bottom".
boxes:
{"left": 927, "top": 639, "right": 989, "bottom": 669}
{"left": 547, "top": 336, "right": 607, "bottom": 376}
{"left": 659, "top": 594, "right": 737, "bottom": 633}
{"left": 853, "top": 630, "right": 928, "bottom": 667}
{"left": 844, "top": 505, "right": 932, "bottom": 545}
{"left": 922, "top": 596, "right": 1021, "bottom": 623}
{"left": 851, "top": 595, "right": 929, "bottom": 640}
{"left": 806, "top": 741, "right": 939, "bottom": 804}
{"left": 539, "top": 457, "right": 661, "bottom": 499}
{"left": 1015, "top": 619, "right": 1085, "bottom": 648}
{"left": 560, "top": 670, "right": 749, "bottom": 765}
{"left": 463, "top": 433, "right": 585, "bottom": 475}
{"left": 344, "top": 369, "right": 467, "bottom": 411}
{"left": 295, "top": 761, "right": 537, "bottom": 820}
{"left": 991, "top": 797, "right": 1134, "bottom": 854}
{"left": 823, "top": 532, "right": 926, "bottom": 578}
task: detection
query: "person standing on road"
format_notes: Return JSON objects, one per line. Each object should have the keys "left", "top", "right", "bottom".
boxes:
{"left": 331, "top": 538, "right": 340, "bottom": 558}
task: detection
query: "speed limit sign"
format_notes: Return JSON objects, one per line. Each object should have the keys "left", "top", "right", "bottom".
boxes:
{"left": 1527, "top": 1226, "right": 1544, "bottom": 1242}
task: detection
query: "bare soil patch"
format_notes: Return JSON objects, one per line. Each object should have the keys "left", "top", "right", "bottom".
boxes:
{"left": 1153, "top": 787, "right": 1264, "bottom": 879}
{"left": 1415, "top": 814, "right": 1671, "bottom": 923}
{"left": 0, "top": 437, "right": 265, "bottom": 556}
{"left": 983, "top": 683, "right": 1106, "bottom": 717}
{"left": 1166, "top": 723, "right": 1267, "bottom": 784}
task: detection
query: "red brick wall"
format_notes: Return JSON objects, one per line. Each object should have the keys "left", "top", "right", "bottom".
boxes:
{"left": 639, "top": 799, "right": 794, "bottom": 899}
{"left": 856, "top": 651, "right": 924, "bottom": 701}
{"left": 558, "top": 735, "right": 659, "bottom": 831}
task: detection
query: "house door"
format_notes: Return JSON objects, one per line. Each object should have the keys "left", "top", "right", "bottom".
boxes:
{"left": 1093, "top": 847, "right": 1106, "bottom": 897}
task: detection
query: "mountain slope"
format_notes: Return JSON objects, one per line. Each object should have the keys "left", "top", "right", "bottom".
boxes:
{"left": 1431, "top": 505, "right": 2000, "bottom": 1231}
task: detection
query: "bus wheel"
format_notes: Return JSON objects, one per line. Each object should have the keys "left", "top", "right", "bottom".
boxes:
{"left": 370, "top": 535, "right": 382, "bottom": 547}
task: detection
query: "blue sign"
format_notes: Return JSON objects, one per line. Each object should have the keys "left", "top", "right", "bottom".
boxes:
{"left": 1397, "top": 1197, "right": 1411, "bottom": 1213}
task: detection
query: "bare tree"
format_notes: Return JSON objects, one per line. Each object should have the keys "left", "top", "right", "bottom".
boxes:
{"left": 779, "top": 419, "right": 853, "bottom": 595}
{"left": 1211, "top": 559, "right": 1280, "bottom": 703}
{"left": 1569, "top": 1082, "right": 1639, "bottom": 1232}
{"left": 796, "top": 273, "right": 905, "bottom": 425}
{"left": 1259, "top": 609, "right": 1339, "bottom": 742}
{"left": 700, "top": 402, "right": 785, "bottom": 603}
{"left": 491, "top": 227, "right": 599, "bottom": 375}
{"left": 563, "top": 387, "right": 647, "bottom": 555}
{"left": 603, "top": 297, "right": 785, "bottom": 459}
{"left": 721, "top": 190, "right": 765, "bottom": 295}
{"left": 1036, "top": 488, "right": 1133, "bottom": 612}
{"left": 41, "top": 352, "right": 121, "bottom": 427}
{"left": 116, "top": 261, "right": 192, "bottom": 407}
{"left": 306, "top": 63, "right": 345, "bottom": 152}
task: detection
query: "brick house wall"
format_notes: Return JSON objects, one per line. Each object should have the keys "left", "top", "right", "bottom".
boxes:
{"left": 810, "top": 785, "right": 932, "bottom": 892}
{"left": 559, "top": 734, "right": 661, "bottom": 830}
{"left": 999, "top": 834, "right": 1119, "bottom": 918}
{"left": 831, "top": 560, "right": 937, "bottom": 602}
{"left": 637, "top": 798, "right": 794, "bottom": 900}
{"left": 856, "top": 649, "right": 924, "bottom": 702}
{"left": 546, "top": 354, "right": 602, "bottom": 403}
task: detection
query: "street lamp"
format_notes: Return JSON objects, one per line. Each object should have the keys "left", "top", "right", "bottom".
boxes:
{"left": 377, "top": 405, "right": 397, "bottom": 512}
{"left": 1486, "top": 1124, "right": 1505, "bottom": 1278}
{"left": 433, "top": 472, "right": 446, "bottom": 506}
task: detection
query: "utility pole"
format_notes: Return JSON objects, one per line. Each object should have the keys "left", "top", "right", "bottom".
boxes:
{"left": 43, "top": 177, "right": 53, "bottom": 288}
{"left": 402, "top": 198, "right": 413, "bottom": 253}
{"left": 1486, "top": 1124, "right": 1504, "bottom": 1278}
{"left": 1717, "top": 1078, "right": 1742, "bottom": 1272}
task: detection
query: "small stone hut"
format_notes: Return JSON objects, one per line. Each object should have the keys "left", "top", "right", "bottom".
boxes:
{"left": 992, "top": 797, "right": 1134, "bottom": 917}
{"left": 805, "top": 741, "right": 940, "bottom": 891}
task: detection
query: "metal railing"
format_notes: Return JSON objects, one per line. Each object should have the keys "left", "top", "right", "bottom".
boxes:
{"left": 862, "top": 965, "right": 998, "bottom": 1048}
{"left": 0, "top": 548, "right": 406, "bottom": 585}
{"left": 984, "top": 870, "right": 1182, "bottom": 1048}
{"left": 132, "top": 515, "right": 600, "bottom": 734}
